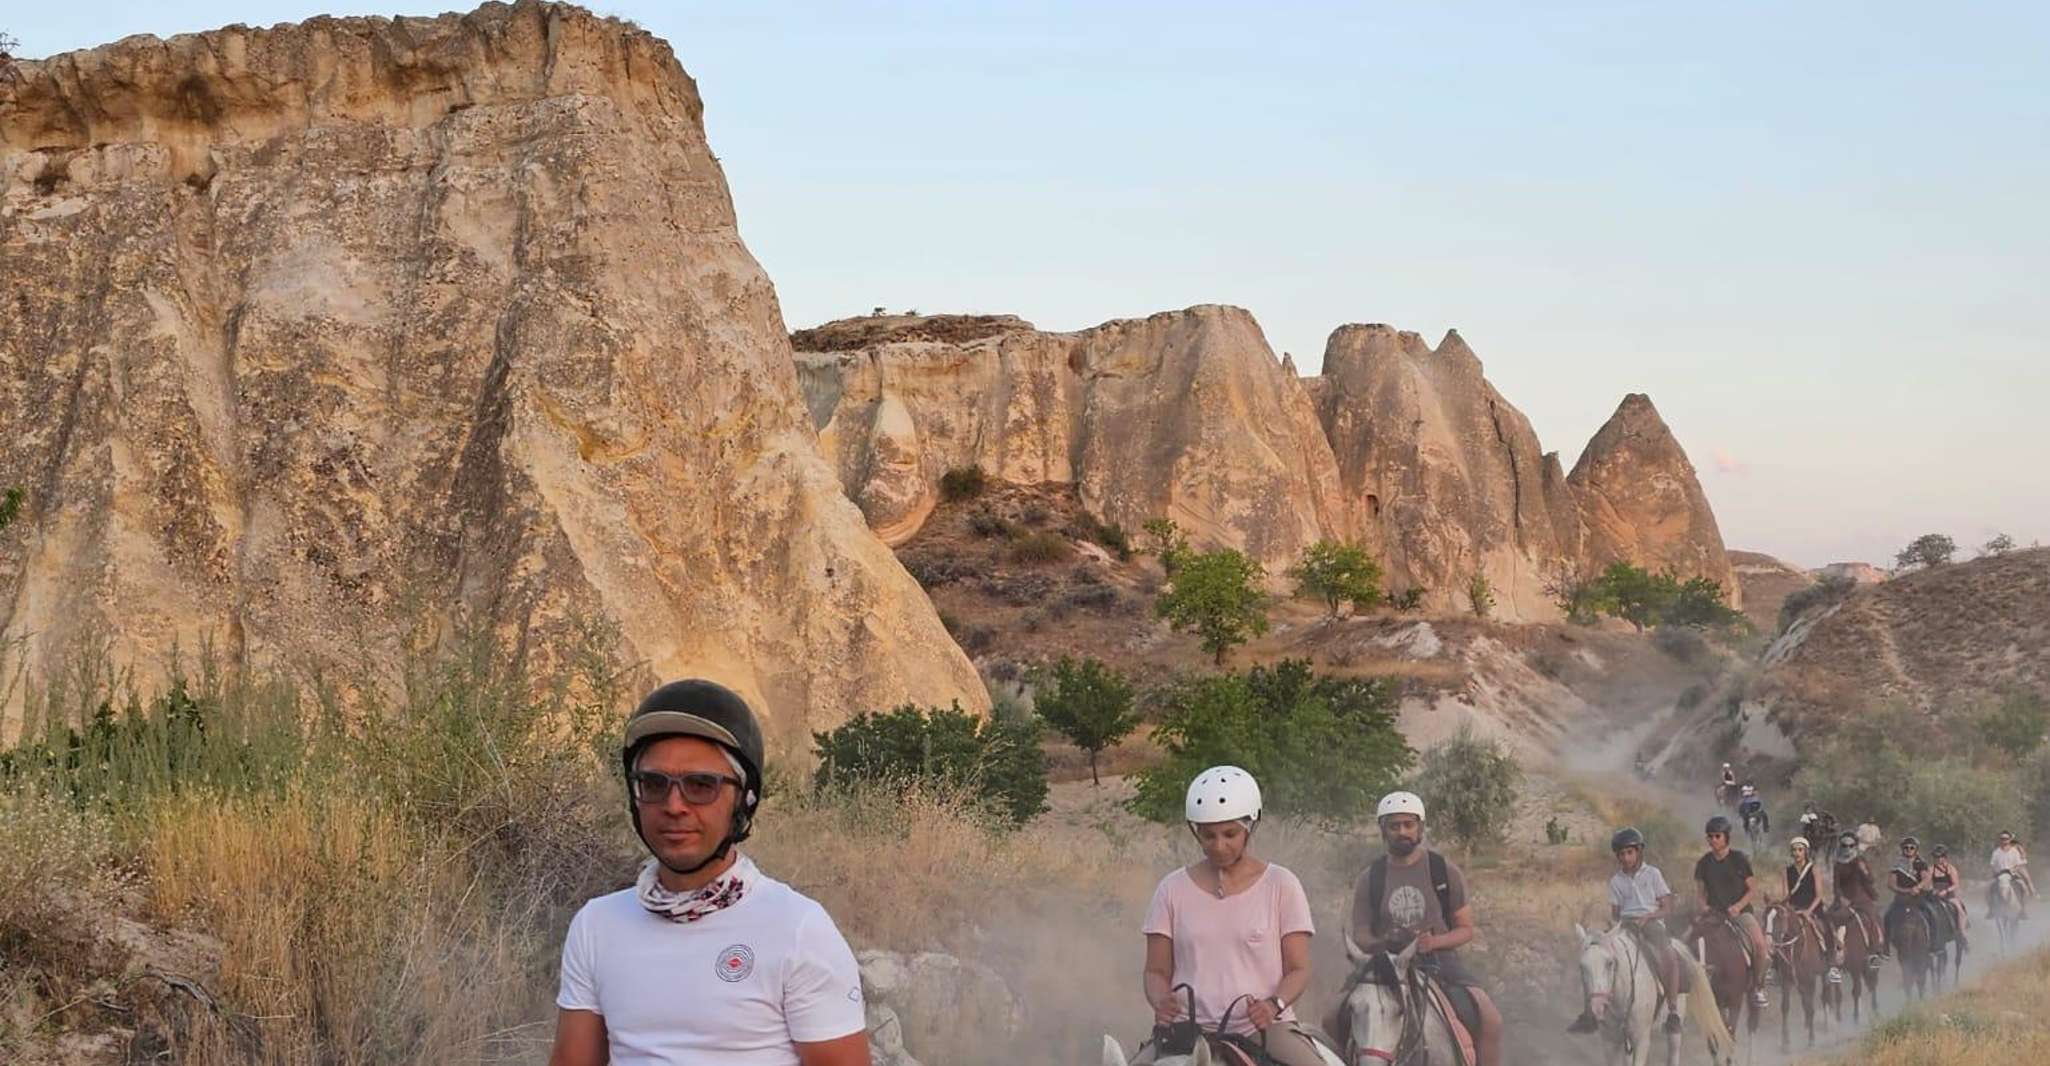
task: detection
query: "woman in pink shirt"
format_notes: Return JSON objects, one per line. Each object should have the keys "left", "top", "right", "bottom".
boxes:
{"left": 1137, "top": 766, "right": 1327, "bottom": 1066}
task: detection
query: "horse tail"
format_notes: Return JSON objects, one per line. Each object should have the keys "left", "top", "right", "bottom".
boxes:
{"left": 1682, "top": 951, "right": 1736, "bottom": 1064}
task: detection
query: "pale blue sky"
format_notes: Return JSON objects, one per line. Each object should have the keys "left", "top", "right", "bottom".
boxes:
{"left": 13, "top": 3, "right": 2047, "bottom": 567}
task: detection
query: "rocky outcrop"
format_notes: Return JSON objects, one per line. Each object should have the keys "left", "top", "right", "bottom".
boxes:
{"left": 1566, "top": 394, "right": 1740, "bottom": 606}
{"left": 858, "top": 949, "right": 1022, "bottom": 1066}
{"left": 800, "top": 312, "right": 1742, "bottom": 620}
{"left": 0, "top": 2, "right": 985, "bottom": 744}
{"left": 1729, "top": 550, "right": 1814, "bottom": 631}
{"left": 1313, "top": 324, "right": 1584, "bottom": 618}
{"left": 1814, "top": 561, "right": 1888, "bottom": 585}
{"left": 796, "top": 307, "right": 1349, "bottom": 577}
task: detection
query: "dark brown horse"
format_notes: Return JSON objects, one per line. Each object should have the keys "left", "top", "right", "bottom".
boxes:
{"left": 1687, "top": 911, "right": 1762, "bottom": 1038}
{"left": 1762, "top": 903, "right": 1827, "bottom": 1050}
{"left": 1824, "top": 903, "right": 1881, "bottom": 1025}
{"left": 1892, "top": 901, "right": 1935, "bottom": 1000}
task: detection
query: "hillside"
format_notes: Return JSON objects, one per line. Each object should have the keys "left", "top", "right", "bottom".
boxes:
{"left": 1751, "top": 546, "right": 2050, "bottom": 742}
{"left": 1730, "top": 549, "right": 1815, "bottom": 631}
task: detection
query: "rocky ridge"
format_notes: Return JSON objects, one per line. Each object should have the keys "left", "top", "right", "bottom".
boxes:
{"left": 0, "top": 1, "right": 984, "bottom": 744}
{"left": 799, "top": 312, "right": 1738, "bottom": 619}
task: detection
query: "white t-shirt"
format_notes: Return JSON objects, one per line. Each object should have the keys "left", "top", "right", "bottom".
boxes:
{"left": 1608, "top": 864, "right": 1673, "bottom": 919}
{"left": 557, "top": 858, "right": 866, "bottom": 1065}
{"left": 1991, "top": 846, "right": 2028, "bottom": 874}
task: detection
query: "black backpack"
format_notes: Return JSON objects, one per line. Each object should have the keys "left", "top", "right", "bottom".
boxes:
{"left": 1364, "top": 850, "right": 1455, "bottom": 937}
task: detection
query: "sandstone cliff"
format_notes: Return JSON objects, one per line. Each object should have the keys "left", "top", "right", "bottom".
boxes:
{"left": 1567, "top": 394, "right": 1739, "bottom": 604}
{"left": 801, "top": 311, "right": 1740, "bottom": 621}
{"left": 1728, "top": 550, "right": 1813, "bottom": 632}
{"left": 795, "top": 307, "right": 1349, "bottom": 576}
{"left": 0, "top": 1, "right": 985, "bottom": 744}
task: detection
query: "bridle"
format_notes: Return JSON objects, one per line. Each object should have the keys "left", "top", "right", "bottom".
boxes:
{"left": 1582, "top": 927, "right": 1642, "bottom": 1051}
{"left": 1347, "top": 949, "right": 1464, "bottom": 1066}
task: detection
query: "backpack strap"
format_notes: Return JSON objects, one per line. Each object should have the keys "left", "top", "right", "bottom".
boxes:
{"left": 1429, "top": 850, "right": 1454, "bottom": 922}
{"left": 1366, "top": 856, "right": 1389, "bottom": 937}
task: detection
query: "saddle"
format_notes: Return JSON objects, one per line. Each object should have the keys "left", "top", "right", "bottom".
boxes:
{"left": 1691, "top": 913, "right": 1758, "bottom": 977}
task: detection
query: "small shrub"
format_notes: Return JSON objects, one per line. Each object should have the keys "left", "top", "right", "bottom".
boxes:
{"left": 1545, "top": 816, "right": 1570, "bottom": 845}
{"left": 1063, "top": 585, "right": 1123, "bottom": 612}
{"left": 1407, "top": 725, "right": 1522, "bottom": 849}
{"left": 1531, "top": 651, "right": 1569, "bottom": 680}
{"left": 1651, "top": 625, "right": 1708, "bottom": 663}
{"left": 939, "top": 465, "right": 988, "bottom": 502}
{"left": 0, "top": 487, "right": 22, "bottom": 532}
{"left": 1388, "top": 587, "right": 1426, "bottom": 612}
{"left": 1777, "top": 574, "right": 1855, "bottom": 633}
{"left": 812, "top": 702, "right": 1048, "bottom": 826}
{"left": 1677, "top": 683, "right": 1709, "bottom": 711}
{"left": 1021, "top": 503, "right": 1051, "bottom": 527}
{"left": 1977, "top": 691, "right": 2049, "bottom": 760}
{"left": 1142, "top": 518, "right": 1191, "bottom": 574}
{"left": 1982, "top": 532, "right": 2017, "bottom": 557}
{"left": 1010, "top": 530, "right": 1075, "bottom": 565}
{"left": 967, "top": 509, "right": 1014, "bottom": 539}
{"left": 1466, "top": 573, "right": 1495, "bottom": 619}
{"left": 1288, "top": 540, "right": 1386, "bottom": 618}
{"left": 1894, "top": 532, "right": 1956, "bottom": 570}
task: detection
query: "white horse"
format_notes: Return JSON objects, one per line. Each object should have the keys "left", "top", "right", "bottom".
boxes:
{"left": 1574, "top": 923, "right": 1735, "bottom": 1066}
{"left": 1101, "top": 1016, "right": 1345, "bottom": 1066}
{"left": 1335, "top": 937, "right": 1461, "bottom": 1066}
{"left": 1991, "top": 870, "right": 2024, "bottom": 953}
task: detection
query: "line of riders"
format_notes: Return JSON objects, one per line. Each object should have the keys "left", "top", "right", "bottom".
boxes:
{"left": 539, "top": 681, "right": 2039, "bottom": 1066}
{"left": 1122, "top": 764, "right": 2039, "bottom": 1066}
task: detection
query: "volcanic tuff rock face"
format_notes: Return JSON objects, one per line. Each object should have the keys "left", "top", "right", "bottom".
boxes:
{"left": 1728, "top": 550, "right": 1814, "bottom": 632}
{"left": 1567, "top": 393, "right": 1739, "bottom": 603}
{"left": 794, "top": 306, "right": 1349, "bottom": 574}
{"left": 800, "top": 313, "right": 1738, "bottom": 620}
{"left": 0, "top": 1, "right": 984, "bottom": 744}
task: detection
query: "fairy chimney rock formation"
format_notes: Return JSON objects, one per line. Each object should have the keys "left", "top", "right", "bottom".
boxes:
{"left": 0, "top": 1, "right": 985, "bottom": 744}
{"left": 1566, "top": 394, "right": 1740, "bottom": 604}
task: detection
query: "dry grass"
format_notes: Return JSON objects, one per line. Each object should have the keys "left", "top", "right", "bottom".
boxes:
{"left": 1802, "top": 947, "right": 2050, "bottom": 1064}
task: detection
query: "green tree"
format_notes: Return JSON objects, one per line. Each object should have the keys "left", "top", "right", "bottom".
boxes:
{"left": 1977, "top": 691, "right": 2050, "bottom": 761}
{"left": 1465, "top": 572, "right": 1495, "bottom": 619}
{"left": 1288, "top": 540, "right": 1385, "bottom": 618}
{"left": 1130, "top": 660, "right": 1413, "bottom": 824}
{"left": 1156, "top": 548, "right": 1269, "bottom": 665}
{"left": 1034, "top": 657, "right": 1138, "bottom": 785}
{"left": 1142, "top": 518, "right": 1191, "bottom": 575}
{"left": 1895, "top": 533, "right": 1957, "bottom": 570}
{"left": 1544, "top": 565, "right": 1614, "bottom": 625}
{"left": 813, "top": 701, "right": 1048, "bottom": 826}
{"left": 1407, "top": 725, "right": 1523, "bottom": 849}
{"left": 1982, "top": 533, "right": 2017, "bottom": 558}
{"left": 1597, "top": 563, "right": 1676, "bottom": 633}
{"left": 0, "top": 488, "right": 21, "bottom": 532}
{"left": 938, "top": 465, "right": 987, "bottom": 502}
{"left": 1664, "top": 576, "right": 1746, "bottom": 630}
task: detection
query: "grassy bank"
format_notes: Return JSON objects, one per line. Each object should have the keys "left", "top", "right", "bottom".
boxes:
{"left": 1801, "top": 948, "right": 2050, "bottom": 1064}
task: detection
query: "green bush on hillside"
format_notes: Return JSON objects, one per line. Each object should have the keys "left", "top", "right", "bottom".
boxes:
{"left": 1407, "top": 725, "right": 1522, "bottom": 850}
{"left": 1289, "top": 540, "right": 1385, "bottom": 618}
{"left": 1155, "top": 548, "right": 1269, "bottom": 664}
{"left": 1130, "top": 660, "right": 1412, "bottom": 825}
{"left": 813, "top": 701, "right": 1048, "bottom": 826}
{"left": 939, "top": 465, "right": 988, "bottom": 502}
{"left": 1033, "top": 657, "right": 1138, "bottom": 785}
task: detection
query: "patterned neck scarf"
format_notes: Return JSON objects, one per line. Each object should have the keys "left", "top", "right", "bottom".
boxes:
{"left": 637, "top": 852, "right": 755, "bottom": 923}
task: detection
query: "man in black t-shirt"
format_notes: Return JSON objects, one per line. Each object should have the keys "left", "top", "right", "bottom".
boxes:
{"left": 1695, "top": 815, "right": 1770, "bottom": 1006}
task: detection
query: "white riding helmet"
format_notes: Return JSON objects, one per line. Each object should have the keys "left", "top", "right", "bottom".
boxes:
{"left": 1741, "top": 784, "right": 1757, "bottom": 796}
{"left": 1376, "top": 790, "right": 1427, "bottom": 822}
{"left": 1790, "top": 836, "right": 1810, "bottom": 851}
{"left": 1185, "top": 766, "right": 1262, "bottom": 824}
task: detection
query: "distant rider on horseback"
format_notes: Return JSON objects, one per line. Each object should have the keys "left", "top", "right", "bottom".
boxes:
{"left": 1569, "top": 827, "right": 1689, "bottom": 1035}
{"left": 1718, "top": 763, "right": 1737, "bottom": 806}
{"left": 1345, "top": 791, "right": 1504, "bottom": 1066}
{"left": 1929, "top": 845, "right": 1969, "bottom": 949}
{"left": 1989, "top": 831, "right": 2034, "bottom": 920}
{"left": 1883, "top": 837, "right": 1948, "bottom": 951}
{"left": 1738, "top": 785, "right": 1768, "bottom": 836}
{"left": 1782, "top": 838, "right": 1838, "bottom": 982}
{"left": 1830, "top": 829, "right": 1887, "bottom": 960}
{"left": 1137, "top": 766, "right": 1329, "bottom": 1065}
{"left": 1696, "top": 815, "right": 1771, "bottom": 1007}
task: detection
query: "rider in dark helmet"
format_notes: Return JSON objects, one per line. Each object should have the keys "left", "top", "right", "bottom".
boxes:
{"left": 1570, "top": 827, "right": 1688, "bottom": 1035}
{"left": 1696, "top": 815, "right": 1771, "bottom": 1007}
{"left": 547, "top": 680, "right": 869, "bottom": 1066}
{"left": 1929, "top": 844, "right": 1969, "bottom": 949}
{"left": 1883, "top": 836, "right": 1945, "bottom": 954}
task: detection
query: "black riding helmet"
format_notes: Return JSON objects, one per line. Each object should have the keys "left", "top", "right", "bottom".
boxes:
{"left": 622, "top": 679, "right": 767, "bottom": 876}
{"left": 1612, "top": 826, "right": 1647, "bottom": 853}
{"left": 1705, "top": 815, "right": 1733, "bottom": 836}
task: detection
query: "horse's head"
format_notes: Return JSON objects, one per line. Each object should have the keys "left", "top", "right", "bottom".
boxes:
{"left": 1342, "top": 939, "right": 1419, "bottom": 1063}
{"left": 1574, "top": 924, "right": 1624, "bottom": 1027}
{"left": 1102, "top": 1034, "right": 1213, "bottom": 1066}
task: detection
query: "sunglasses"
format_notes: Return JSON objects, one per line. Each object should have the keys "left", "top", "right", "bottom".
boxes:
{"left": 631, "top": 769, "right": 744, "bottom": 807}
{"left": 1706, "top": 832, "right": 1729, "bottom": 840}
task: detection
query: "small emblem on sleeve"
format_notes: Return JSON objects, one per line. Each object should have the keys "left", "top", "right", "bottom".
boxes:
{"left": 847, "top": 986, "right": 862, "bottom": 1002}
{"left": 716, "top": 944, "right": 756, "bottom": 982}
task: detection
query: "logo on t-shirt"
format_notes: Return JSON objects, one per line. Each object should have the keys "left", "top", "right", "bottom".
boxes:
{"left": 716, "top": 944, "right": 756, "bottom": 983}
{"left": 1388, "top": 885, "right": 1428, "bottom": 930}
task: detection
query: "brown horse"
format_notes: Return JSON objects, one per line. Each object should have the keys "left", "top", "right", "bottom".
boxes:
{"left": 1891, "top": 901, "right": 1935, "bottom": 1000}
{"left": 1687, "top": 911, "right": 1762, "bottom": 1038}
{"left": 1824, "top": 903, "right": 1881, "bottom": 1025}
{"left": 1762, "top": 903, "right": 1828, "bottom": 1050}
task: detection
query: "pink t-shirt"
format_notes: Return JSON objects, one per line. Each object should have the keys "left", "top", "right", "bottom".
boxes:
{"left": 1143, "top": 863, "right": 1315, "bottom": 1035}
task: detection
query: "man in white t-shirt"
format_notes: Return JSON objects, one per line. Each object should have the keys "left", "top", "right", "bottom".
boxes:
{"left": 1988, "top": 830, "right": 2033, "bottom": 921}
{"left": 548, "top": 680, "right": 870, "bottom": 1066}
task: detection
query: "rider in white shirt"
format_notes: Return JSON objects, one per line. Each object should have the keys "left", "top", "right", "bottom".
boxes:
{"left": 548, "top": 680, "right": 869, "bottom": 1066}
{"left": 1989, "top": 830, "right": 2034, "bottom": 921}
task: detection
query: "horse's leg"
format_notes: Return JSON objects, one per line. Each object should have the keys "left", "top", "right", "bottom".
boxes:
{"left": 1779, "top": 967, "right": 1791, "bottom": 1052}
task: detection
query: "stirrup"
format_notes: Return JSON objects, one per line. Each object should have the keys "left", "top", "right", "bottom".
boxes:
{"left": 1826, "top": 967, "right": 1843, "bottom": 984}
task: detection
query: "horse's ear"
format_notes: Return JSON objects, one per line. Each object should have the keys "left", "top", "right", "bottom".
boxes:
{"left": 1191, "top": 1039, "right": 1213, "bottom": 1066}
{"left": 1575, "top": 922, "right": 1589, "bottom": 945}
{"left": 1102, "top": 1035, "right": 1128, "bottom": 1066}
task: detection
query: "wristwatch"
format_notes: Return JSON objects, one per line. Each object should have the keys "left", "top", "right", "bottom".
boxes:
{"left": 1269, "top": 995, "right": 1288, "bottom": 1013}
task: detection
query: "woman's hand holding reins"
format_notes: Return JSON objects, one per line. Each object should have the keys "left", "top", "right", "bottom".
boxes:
{"left": 1247, "top": 994, "right": 1280, "bottom": 1031}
